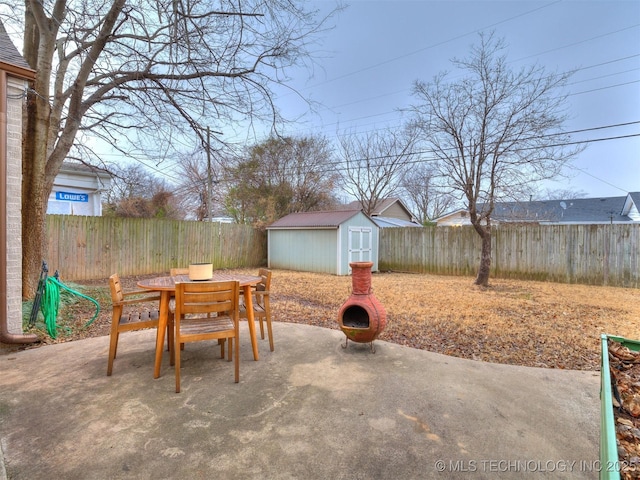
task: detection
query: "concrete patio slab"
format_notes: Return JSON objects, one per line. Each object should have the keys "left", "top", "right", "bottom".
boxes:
{"left": 0, "top": 322, "right": 600, "bottom": 479}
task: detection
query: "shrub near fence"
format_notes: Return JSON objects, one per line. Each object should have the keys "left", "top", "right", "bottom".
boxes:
{"left": 46, "top": 215, "right": 267, "bottom": 281}
{"left": 379, "top": 224, "right": 640, "bottom": 288}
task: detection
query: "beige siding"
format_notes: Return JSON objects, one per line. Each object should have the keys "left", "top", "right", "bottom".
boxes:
{"left": 436, "top": 212, "right": 472, "bottom": 226}
{"left": 380, "top": 202, "right": 410, "bottom": 221}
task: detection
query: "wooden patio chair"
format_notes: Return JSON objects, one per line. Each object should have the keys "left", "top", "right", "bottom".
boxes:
{"left": 240, "top": 268, "right": 274, "bottom": 352}
{"left": 107, "top": 273, "right": 172, "bottom": 376}
{"left": 173, "top": 280, "right": 240, "bottom": 393}
{"left": 170, "top": 267, "right": 223, "bottom": 352}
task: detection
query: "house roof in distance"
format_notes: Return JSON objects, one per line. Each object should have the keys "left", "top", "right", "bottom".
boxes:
{"left": 59, "top": 161, "right": 112, "bottom": 179}
{"left": 489, "top": 194, "right": 639, "bottom": 224}
{"left": 342, "top": 197, "right": 415, "bottom": 217}
{"left": 267, "top": 210, "right": 371, "bottom": 229}
{"left": 0, "top": 19, "right": 35, "bottom": 79}
{"left": 435, "top": 192, "right": 640, "bottom": 225}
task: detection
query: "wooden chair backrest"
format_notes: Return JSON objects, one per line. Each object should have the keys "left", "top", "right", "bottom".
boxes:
{"left": 170, "top": 268, "right": 190, "bottom": 276}
{"left": 109, "top": 273, "right": 124, "bottom": 304}
{"left": 256, "top": 268, "right": 271, "bottom": 293}
{"left": 174, "top": 281, "right": 239, "bottom": 319}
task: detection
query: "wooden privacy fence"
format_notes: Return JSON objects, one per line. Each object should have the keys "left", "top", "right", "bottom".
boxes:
{"left": 46, "top": 215, "right": 267, "bottom": 281}
{"left": 379, "top": 224, "right": 640, "bottom": 288}
{"left": 46, "top": 215, "right": 639, "bottom": 288}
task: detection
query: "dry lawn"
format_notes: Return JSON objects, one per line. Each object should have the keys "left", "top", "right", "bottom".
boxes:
{"left": 18, "top": 269, "right": 640, "bottom": 371}
{"left": 268, "top": 269, "right": 640, "bottom": 370}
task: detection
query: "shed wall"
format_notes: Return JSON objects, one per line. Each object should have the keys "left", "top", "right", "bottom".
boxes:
{"left": 337, "top": 212, "right": 379, "bottom": 274}
{"left": 268, "top": 229, "right": 338, "bottom": 274}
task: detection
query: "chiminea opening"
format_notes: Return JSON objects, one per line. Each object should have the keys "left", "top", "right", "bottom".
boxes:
{"left": 341, "top": 305, "right": 370, "bottom": 329}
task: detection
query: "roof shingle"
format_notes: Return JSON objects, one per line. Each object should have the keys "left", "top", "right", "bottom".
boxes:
{"left": 0, "top": 20, "right": 31, "bottom": 71}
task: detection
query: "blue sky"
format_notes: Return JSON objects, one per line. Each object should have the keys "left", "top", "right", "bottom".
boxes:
{"left": 266, "top": 0, "right": 640, "bottom": 199}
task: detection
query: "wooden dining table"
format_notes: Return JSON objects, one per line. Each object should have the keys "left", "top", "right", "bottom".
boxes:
{"left": 137, "top": 272, "right": 263, "bottom": 379}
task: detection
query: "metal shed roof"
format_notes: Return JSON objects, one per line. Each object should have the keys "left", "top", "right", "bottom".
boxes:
{"left": 267, "top": 209, "right": 366, "bottom": 229}
{"left": 372, "top": 216, "right": 422, "bottom": 228}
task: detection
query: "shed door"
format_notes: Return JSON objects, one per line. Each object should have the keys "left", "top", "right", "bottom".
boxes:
{"left": 348, "top": 227, "right": 372, "bottom": 267}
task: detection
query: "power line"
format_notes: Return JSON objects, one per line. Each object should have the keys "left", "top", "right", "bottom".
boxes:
{"left": 569, "top": 80, "right": 640, "bottom": 96}
{"left": 284, "top": 71, "right": 640, "bottom": 139}
{"left": 297, "top": 1, "right": 565, "bottom": 91}
{"left": 270, "top": 122, "right": 640, "bottom": 174}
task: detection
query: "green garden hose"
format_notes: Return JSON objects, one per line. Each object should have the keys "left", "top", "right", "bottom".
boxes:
{"left": 40, "top": 276, "right": 100, "bottom": 339}
{"left": 40, "top": 277, "right": 60, "bottom": 338}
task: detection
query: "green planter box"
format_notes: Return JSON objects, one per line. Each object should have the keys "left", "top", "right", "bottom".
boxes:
{"left": 600, "top": 334, "right": 640, "bottom": 480}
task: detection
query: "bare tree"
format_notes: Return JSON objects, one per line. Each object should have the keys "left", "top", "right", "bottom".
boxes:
{"left": 104, "top": 164, "right": 182, "bottom": 219}
{"left": 171, "top": 147, "right": 230, "bottom": 221}
{"left": 537, "top": 188, "right": 589, "bottom": 201}
{"left": 1, "top": 0, "right": 340, "bottom": 296}
{"left": 410, "top": 32, "right": 580, "bottom": 286}
{"left": 400, "top": 163, "right": 457, "bottom": 223}
{"left": 338, "top": 127, "right": 419, "bottom": 216}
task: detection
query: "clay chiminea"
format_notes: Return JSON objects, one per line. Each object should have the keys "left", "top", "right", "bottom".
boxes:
{"left": 337, "top": 261, "right": 387, "bottom": 352}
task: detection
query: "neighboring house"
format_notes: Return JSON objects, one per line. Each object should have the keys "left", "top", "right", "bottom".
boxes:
{"left": 266, "top": 209, "right": 379, "bottom": 275}
{"left": 434, "top": 193, "right": 640, "bottom": 226}
{"left": 47, "top": 162, "right": 112, "bottom": 216}
{"left": 0, "top": 20, "right": 38, "bottom": 343}
{"left": 342, "top": 198, "right": 422, "bottom": 227}
{"left": 204, "top": 210, "right": 234, "bottom": 223}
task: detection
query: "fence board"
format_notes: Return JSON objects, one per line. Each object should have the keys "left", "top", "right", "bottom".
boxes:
{"left": 379, "top": 224, "right": 640, "bottom": 288}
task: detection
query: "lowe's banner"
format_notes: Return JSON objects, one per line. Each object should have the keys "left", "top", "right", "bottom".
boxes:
{"left": 56, "top": 191, "right": 89, "bottom": 202}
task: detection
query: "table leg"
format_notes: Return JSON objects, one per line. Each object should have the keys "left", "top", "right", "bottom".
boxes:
{"left": 243, "top": 285, "right": 260, "bottom": 361}
{"left": 154, "top": 291, "right": 170, "bottom": 378}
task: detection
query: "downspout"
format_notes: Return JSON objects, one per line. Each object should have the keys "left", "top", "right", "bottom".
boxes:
{"left": 0, "top": 70, "right": 38, "bottom": 343}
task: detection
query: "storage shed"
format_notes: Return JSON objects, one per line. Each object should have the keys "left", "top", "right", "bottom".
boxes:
{"left": 266, "top": 209, "right": 379, "bottom": 275}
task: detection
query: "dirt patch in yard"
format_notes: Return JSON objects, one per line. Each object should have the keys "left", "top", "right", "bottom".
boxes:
{"left": 12, "top": 269, "right": 640, "bottom": 371}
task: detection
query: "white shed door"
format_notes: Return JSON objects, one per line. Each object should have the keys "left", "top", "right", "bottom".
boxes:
{"left": 348, "top": 227, "right": 372, "bottom": 267}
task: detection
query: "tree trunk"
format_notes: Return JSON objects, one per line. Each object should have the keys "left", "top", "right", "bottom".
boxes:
{"left": 474, "top": 227, "right": 492, "bottom": 287}
{"left": 21, "top": 187, "right": 48, "bottom": 298}
{"left": 21, "top": 3, "right": 63, "bottom": 298}
{"left": 22, "top": 88, "right": 53, "bottom": 298}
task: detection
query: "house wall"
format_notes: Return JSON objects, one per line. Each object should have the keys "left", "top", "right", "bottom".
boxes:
{"left": 380, "top": 202, "right": 411, "bottom": 221}
{"left": 5, "top": 76, "right": 24, "bottom": 334}
{"left": 267, "top": 228, "right": 338, "bottom": 274}
{"left": 436, "top": 211, "right": 472, "bottom": 226}
{"left": 47, "top": 168, "right": 110, "bottom": 216}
